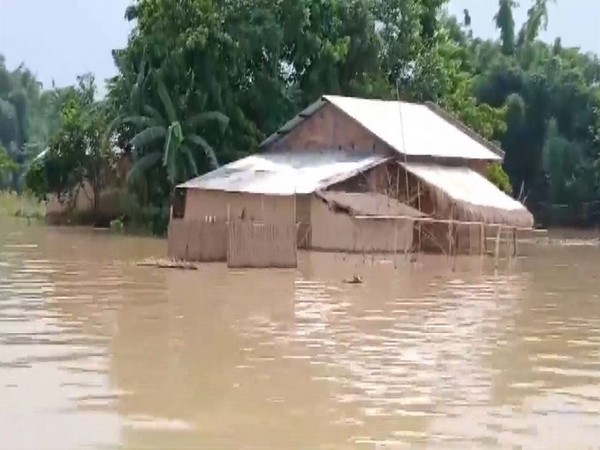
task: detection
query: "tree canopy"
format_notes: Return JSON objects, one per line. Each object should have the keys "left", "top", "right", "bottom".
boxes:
{"left": 9, "top": 0, "right": 600, "bottom": 230}
{"left": 0, "top": 55, "right": 77, "bottom": 192}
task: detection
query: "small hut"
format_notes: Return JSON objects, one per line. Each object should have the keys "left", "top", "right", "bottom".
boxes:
{"left": 168, "top": 95, "right": 534, "bottom": 263}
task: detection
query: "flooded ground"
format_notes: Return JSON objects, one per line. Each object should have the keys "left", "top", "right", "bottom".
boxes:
{"left": 1, "top": 219, "right": 600, "bottom": 449}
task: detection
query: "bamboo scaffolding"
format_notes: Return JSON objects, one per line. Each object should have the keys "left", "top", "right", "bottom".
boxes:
{"left": 352, "top": 215, "right": 534, "bottom": 231}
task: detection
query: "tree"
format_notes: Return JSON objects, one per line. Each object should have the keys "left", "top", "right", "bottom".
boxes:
{"left": 0, "top": 54, "right": 70, "bottom": 192}
{"left": 495, "top": 0, "right": 517, "bottom": 56}
{"left": 124, "top": 76, "right": 229, "bottom": 189}
{"left": 0, "top": 144, "right": 18, "bottom": 186}
{"left": 25, "top": 76, "right": 117, "bottom": 219}
{"left": 17, "top": 0, "right": 600, "bottom": 230}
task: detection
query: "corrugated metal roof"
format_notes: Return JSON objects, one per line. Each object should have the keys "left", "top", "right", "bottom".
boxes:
{"left": 325, "top": 96, "right": 502, "bottom": 161}
{"left": 400, "top": 162, "right": 526, "bottom": 212}
{"left": 178, "top": 151, "right": 388, "bottom": 195}
{"left": 261, "top": 95, "right": 502, "bottom": 161}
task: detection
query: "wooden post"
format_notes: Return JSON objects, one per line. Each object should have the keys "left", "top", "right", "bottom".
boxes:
{"left": 417, "top": 181, "right": 422, "bottom": 251}
{"left": 494, "top": 226, "right": 501, "bottom": 268}
{"left": 448, "top": 221, "right": 455, "bottom": 259}
{"left": 396, "top": 164, "right": 401, "bottom": 201}
{"left": 513, "top": 227, "right": 518, "bottom": 257}
{"left": 394, "top": 219, "right": 398, "bottom": 268}
{"left": 480, "top": 223, "right": 485, "bottom": 256}
{"left": 468, "top": 223, "right": 472, "bottom": 255}
{"left": 293, "top": 190, "right": 297, "bottom": 248}
{"left": 452, "top": 222, "right": 458, "bottom": 271}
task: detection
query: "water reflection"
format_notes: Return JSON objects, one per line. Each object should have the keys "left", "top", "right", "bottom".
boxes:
{"left": 1, "top": 219, "right": 599, "bottom": 449}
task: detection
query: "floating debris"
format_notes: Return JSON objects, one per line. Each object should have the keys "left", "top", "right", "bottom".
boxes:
{"left": 137, "top": 258, "right": 198, "bottom": 271}
{"left": 343, "top": 274, "right": 363, "bottom": 285}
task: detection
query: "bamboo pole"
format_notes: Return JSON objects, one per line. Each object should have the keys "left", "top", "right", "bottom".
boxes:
{"left": 447, "top": 206, "right": 454, "bottom": 259}
{"left": 480, "top": 222, "right": 485, "bottom": 256}
{"left": 417, "top": 181, "right": 422, "bottom": 252}
{"left": 352, "top": 215, "right": 534, "bottom": 231}
{"left": 494, "top": 226, "right": 501, "bottom": 268}
{"left": 394, "top": 220, "right": 398, "bottom": 269}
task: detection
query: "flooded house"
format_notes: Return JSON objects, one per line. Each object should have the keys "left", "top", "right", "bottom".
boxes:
{"left": 168, "top": 95, "right": 534, "bottom": 264}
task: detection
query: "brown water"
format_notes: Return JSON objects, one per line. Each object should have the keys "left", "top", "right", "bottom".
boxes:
{"left": 1, "top": 220, "right": 600, "bottom": 450}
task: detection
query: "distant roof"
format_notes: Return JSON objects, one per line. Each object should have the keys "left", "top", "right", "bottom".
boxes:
{"left": 178, "top": 151, "right": 389, "bottom": 195}
{"left": 400, "top": 162, "right": 534, "bottom": 228}
{"left": 316, "top": 191, "right": 425, "bottom": 218}
{"left": 261, "top": 95, "right": 503, "bottom": 161}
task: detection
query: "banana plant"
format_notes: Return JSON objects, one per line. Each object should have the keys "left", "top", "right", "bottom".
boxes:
{"left": 124, "top": 77, "right": 228, "bottom": 188}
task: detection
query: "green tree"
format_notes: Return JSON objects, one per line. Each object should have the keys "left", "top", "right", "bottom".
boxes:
{"left": 495, "top": 0, "right": 517, "bottom": 56}
{"left": 124, "top": 77, "right": 229, "bottom": 188}
{"left": 26, "top": 76, "right": 117, "bottom": 218}
{"left": 0, "top": 55, "right": 70, "bottom": 192}
{"left": 0, "top": 144, "right": 18, "bottom": 186}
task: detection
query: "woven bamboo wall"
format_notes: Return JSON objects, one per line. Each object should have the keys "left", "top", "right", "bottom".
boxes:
{"left": 227, "top": 220, "right": 297, "bottom": 268}
{"left": 167, "top": 218, "right": 228, "bottom": 262}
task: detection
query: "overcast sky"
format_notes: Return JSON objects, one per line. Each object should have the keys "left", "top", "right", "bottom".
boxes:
{"left": 0, "top": 0, "right": 599, "bottom": 92}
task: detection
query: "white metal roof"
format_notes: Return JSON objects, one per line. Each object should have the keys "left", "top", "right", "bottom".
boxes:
{"left": 178, "top": 151, "right": 388, "bottom": 195}
{"left": 261, "top": 95, "right": 503, "bottom": 161}
{"left": 325, "top": 96, "right": 502, "bottom": 161}
{"left": 401, "top": 162, "right": 527, "bottom": 212}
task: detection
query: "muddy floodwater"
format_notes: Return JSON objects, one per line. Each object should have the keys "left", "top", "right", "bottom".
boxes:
{"left": 1, "top": 220, "right": 600, "bottom": 450}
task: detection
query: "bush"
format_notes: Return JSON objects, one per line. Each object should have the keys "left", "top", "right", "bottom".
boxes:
{"left": 487, "top": 163, "right": 513, "bottom": 195}
{"left": 119, "top": 193, "right": 170, "bottom": 236}
{"left": 0, "top": 191, "right": 45, "bottom": 219}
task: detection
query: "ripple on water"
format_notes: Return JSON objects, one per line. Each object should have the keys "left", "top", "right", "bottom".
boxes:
{"left": 1, "top": 224, "right": 600, "bottom": 449}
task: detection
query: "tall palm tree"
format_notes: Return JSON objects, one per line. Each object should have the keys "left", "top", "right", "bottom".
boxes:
{"left": 124, "top": 77, "right": 228, "bottom": 188}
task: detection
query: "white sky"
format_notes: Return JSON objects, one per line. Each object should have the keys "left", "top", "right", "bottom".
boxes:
{"left": 0, "top": 0, "right": 598, "bottom": 92}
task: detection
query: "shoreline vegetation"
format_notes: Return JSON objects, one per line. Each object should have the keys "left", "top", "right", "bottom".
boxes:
{"left": 2, "top": 0, "right": 600, "bottom": 235}
{"left": 0, "top": 192, "right": 45, "bottom": 221}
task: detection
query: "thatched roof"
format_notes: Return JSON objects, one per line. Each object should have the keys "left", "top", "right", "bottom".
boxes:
{"left": 316, "top": 191, "right": 425, "bottom": 218}
{"left": 401, "top": 162, "right": 534, "bottom": 228}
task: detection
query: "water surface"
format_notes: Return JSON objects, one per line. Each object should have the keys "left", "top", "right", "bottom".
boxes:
{"left": 1, "top": 220, "right": 600, "bottom": 449}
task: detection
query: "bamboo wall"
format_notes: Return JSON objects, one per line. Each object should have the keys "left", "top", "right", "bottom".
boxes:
{"left": 184, "top": 190, "right": 296, "bottom": 223}
{"left": 227, "top": 219, "right": 297, "bottom": 269}
{"left": 268, "top": 104, "right": 390, "bottom": 154}
{"left": 167, "top": 218, "right": 228, "bottom": 262}
{"left": 310, "top": 197, "right": 414, "bottom": 253}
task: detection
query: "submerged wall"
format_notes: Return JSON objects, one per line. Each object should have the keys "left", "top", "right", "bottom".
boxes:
{"left": 183, "top": 190, "right": 296, "bottom": 223}
{"left": 310, "top": 197, "right": 414, "bottom": 253}
{"left": 168, "top": 189, "right": 301, "bottom": 261}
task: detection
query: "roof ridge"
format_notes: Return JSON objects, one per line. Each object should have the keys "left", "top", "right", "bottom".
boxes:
{"left": 423, "top": 102, "right": 505, "bottom": 158}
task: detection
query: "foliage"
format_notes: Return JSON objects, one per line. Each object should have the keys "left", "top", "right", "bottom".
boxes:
{"left": 124, "top": 76, "right": 229, "bottom": 187}
{"left": 23, "top": 158, "right": 48, "bottom": 201}
{"left": 12, "top": 0, "right": 600, "bottom": 230}
{"left": 0, "top": 144, "right": 18, "bottom": 179}
{"left": 0, "top": 55, "right": 75, "bottom": 192}
{"left": 25, "top": 76, "right": 117, "bottom": 217}
{"left": 487, "top": 162, "right": 514, "bottom": 195}
{"left": 0, "top": 191, "right": 45, "bottom": 219}
{"left": 109, "top": 217, "right": 125, "bottom": 233}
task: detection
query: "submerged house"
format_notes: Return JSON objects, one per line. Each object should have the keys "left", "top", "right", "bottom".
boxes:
{"left": 168, "top": 95, "right": 534, "bottom": 261}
